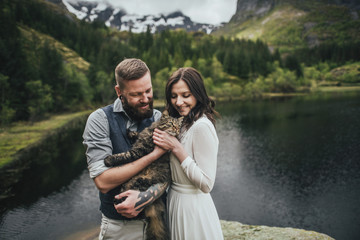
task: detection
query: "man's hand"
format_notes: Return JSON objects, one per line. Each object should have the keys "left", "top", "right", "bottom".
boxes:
{"left": 151, "top": 145, "right": 168, "bottom": 158}
{"left": 114, "top": 190, "right": 149, "bottom": 218}
{"left": 114, "top": 183, "right": 168, "bottom": 218}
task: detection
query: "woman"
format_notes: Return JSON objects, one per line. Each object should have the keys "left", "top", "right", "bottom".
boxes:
{"left": 153, "top": 67, "right": 224, "bottom": 239}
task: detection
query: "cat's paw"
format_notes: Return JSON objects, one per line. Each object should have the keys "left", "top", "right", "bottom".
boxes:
{"left": 104, "top": 155, "right": 117, "bottom": 167}
{"left": 128, "top": 131, "right": 138, "bottom": 139}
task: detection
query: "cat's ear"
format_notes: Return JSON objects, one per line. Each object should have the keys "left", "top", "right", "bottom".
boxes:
{"left": 178, "top": 116, "right": 184, "bottom": 125}
{"left": 162, "top": 110, "right": 169, "bottom": 116}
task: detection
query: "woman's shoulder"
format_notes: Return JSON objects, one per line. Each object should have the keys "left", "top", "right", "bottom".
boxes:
{"left": 191, "top": 115, "right": 215, "bottom": 131}
{"left": 194, "top": 115, "right": 211, "bottom": 124}
{"left": 189, "top": 115, "right": 218, "bottom": 142}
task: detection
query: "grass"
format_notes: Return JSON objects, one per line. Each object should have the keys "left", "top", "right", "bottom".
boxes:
{"left": 0, "top": 110, "right": 91, "bottom": 168}
{"left": 315, "top": 86, "right": 360, "bottom": 92}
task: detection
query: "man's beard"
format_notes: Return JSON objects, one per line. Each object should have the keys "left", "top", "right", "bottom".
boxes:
{"left": 122, "top": 96, "right": 153, "bottom": 122}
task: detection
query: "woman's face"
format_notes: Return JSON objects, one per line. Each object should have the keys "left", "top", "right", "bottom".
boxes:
{"left": 170, "top": 79, "right": 197, "bottom": 117}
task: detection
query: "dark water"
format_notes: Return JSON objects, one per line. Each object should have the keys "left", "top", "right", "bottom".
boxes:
{"left": 0, "top": 92, "right": 359, "bottom": 240}
{"left": 213, "top": 92, "right": 360, "bottom": 240}
{"left": 0, "top": 126, "right": 101, "bottom": 240}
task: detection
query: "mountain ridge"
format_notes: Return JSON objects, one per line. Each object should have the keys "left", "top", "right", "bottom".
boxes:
{"left": 56, "top": 0, "right": 222, "bottom": 33}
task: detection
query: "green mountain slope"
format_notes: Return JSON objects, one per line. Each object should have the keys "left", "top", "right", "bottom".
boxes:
{"left": 19, "top": 26, "right": 90, "bottom": 72}
{"left": 213, "top": 1, "right": 360, "bottom": 52}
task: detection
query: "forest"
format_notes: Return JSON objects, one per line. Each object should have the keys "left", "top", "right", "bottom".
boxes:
{"left": 1, "top": 0, "right": 360, "bottom": 124}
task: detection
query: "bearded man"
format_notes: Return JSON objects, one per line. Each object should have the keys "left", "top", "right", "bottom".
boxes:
{"left": 83, "top": 58, "right": 167, "bottom": 240}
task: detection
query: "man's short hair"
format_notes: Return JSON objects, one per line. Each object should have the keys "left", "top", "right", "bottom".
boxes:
{"left": 115, "top": 58, "right": 150, "bottom": 88}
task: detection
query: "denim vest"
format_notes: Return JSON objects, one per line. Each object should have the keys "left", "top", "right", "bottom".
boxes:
{"left": 100, "top": 104, "right": 154, "bottom": 220}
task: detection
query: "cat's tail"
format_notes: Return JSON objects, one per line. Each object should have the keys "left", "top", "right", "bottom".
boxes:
{"left": 145, "top": 202, "right": 169, "bottom": 240}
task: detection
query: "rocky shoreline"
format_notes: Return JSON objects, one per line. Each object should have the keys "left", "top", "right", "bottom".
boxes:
{"left": 220, "top": 220, "right": 334, "bottom": 240}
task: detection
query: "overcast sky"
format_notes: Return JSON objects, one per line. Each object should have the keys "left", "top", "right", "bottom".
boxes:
{"left": 68, "top": 0, "right": 237, "bottom": 24}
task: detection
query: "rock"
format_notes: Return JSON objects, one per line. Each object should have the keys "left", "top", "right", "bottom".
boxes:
{"left": 220, "top": 220, "right": 335, "bottom": 240}
{"left": 230, "top": 0, "right": 276, "bottom": 24}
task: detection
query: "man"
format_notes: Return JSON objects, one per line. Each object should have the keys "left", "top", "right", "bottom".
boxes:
{"left": 83, "top": 58, "right": 168, "bottom": 239}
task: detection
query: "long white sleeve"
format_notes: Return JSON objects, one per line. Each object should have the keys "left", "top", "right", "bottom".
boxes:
{"left": 180, "top": 121, "right": 219, "bottom": 193}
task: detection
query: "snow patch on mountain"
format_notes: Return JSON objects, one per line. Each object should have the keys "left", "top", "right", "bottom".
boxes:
{"left": 62, "top": 0, "right": 87, "bottom": 19}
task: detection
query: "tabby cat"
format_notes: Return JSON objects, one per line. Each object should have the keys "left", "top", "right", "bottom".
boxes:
{"left": 104, "top": 110, "right": 183, "bottom": 240}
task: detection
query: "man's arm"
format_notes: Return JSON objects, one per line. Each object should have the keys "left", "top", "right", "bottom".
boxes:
{"left": 94, "top": 146, "right": 166, "bottom": 193}
{"left": 83, "top": 109, "right": 165, "bottom": 193}
{"left": 113, "top": 182, "right": 169, "bottom": 218}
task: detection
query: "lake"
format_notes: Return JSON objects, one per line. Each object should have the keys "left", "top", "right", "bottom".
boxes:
{"left": 1, "top": 92, "right": 359, "bottom": 240}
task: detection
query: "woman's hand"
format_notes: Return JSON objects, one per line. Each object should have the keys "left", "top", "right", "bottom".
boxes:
{"left": 153, "top": 128, "right": 178, "bottom": 151}
{"left": 153, "top": 128, "right": 188, "bottom": 163}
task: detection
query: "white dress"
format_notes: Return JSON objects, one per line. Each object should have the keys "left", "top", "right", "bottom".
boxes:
{"left": 167, "top": 116, "right": 224, "bottom": 240}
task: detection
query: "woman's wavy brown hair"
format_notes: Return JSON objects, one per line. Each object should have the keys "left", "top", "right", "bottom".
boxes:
{"left": 165, "top": 67, "right": 219, "bottom": 129}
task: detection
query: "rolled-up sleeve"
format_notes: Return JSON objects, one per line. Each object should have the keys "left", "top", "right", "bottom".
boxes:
{"left": 82, "top": 109, "right": 112, "bottom": 178}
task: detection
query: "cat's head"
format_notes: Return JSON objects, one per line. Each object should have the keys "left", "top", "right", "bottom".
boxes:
{"left": 158, "top": 110, "right": 184, "bottom": 136}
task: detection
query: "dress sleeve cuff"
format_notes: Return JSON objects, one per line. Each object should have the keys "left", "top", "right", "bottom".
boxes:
{"left": 181, "top": 156, "right": 193, "bottom": 169}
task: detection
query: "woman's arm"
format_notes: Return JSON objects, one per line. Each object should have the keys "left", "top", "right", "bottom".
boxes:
{"left": 153, "top": 122, "right": 219, "bottom": 193}
{"left": 181, "top": 122, "right": 218, "bottom": 193}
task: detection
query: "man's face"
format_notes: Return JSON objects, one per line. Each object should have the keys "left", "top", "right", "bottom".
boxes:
{"left": 116, "top": 72, "right": 154, "bottom": 121}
